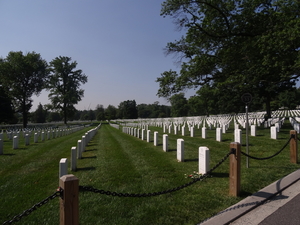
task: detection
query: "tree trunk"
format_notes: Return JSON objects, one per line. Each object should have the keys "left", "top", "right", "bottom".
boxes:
{"left": 265, "top": 95, "right": 272, "bottom": 119}
{"left": 22, "top": 108, "right": 28, "bottom": 128}
{"left": 63, "top": 103, "right": 67, "bottom": 125}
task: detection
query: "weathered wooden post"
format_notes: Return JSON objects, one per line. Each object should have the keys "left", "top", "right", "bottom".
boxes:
{"left": 59, "top": 174, "right": 79, "bottom": 225}
{"left": 290, "top": 130, "right": 298, "bottom": 164}
{"left": 229, "top": 142, "right": 241, "bottom": 197}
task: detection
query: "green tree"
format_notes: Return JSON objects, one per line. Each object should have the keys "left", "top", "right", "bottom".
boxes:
{"left": 95, "top": 104, "right": 105, "bottom": 121}
{"left": 105, "top": 105, "right": 117, "bottom": 120}
{"left": 0, "top": 85, "right": 16, "bottom": 124}
{"left": 47, "top": 56, "right": 87, "bottom": 124}
{"left": 47, "top": 112, "right": 61, "bottom": 122}
{"left": 0, "top": 51, "right": 48, "bottom": 128}
{"left": 88, "top": 109, "right": 95, "bottom": 121}
{"left": 157, "top": 0, "right": 300, "bottom": 117}
{"left": 32, "top": 103, "right": 46, "bottom": 123}
{"left": 118, "top": 100, "right": 138, "bottom": 119}
{"left": 169, "top": 93, "right": 189, "bottom": 117}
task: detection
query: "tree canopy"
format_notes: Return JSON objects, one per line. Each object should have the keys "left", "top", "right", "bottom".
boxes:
{"left": 0, "top": 51, "right": 48, "bottom": 127}
{"left": 47, "top": 56, "right": 88, "bottom": 124}
{"left": 156, "top": 0, "right": 300, "bottom": 117}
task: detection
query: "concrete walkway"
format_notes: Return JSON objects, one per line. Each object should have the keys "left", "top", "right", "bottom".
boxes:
{"left": 198, "top": 169, "right": 300, "bottom": 225}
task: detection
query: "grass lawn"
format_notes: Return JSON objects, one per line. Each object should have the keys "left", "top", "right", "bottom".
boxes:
{"left": 1, "top": 121, "right": 299, "bottom": 224}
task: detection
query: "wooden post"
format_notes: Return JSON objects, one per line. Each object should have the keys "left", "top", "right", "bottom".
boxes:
{"left": 59, "top": 174, "right": 79, "bottom": 225}
{"left": 290, "top": 130, "right": 298, "bottom": 164}
{"left": 229, "top": 142, "right": 241, "bottom": 197}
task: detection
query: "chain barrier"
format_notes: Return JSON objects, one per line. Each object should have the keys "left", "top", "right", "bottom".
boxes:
{"left": 2, "top": 188, "right": 62, "bottom": 225}
{"left": 79, "top": 150, "right": 234, "bottom": 197}
{"left": 240, "top": 136, "right": 293, "bottom": 160}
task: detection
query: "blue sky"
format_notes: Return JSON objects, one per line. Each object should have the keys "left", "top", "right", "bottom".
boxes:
{"left": 1, "top": 0, "right": 193, "bottom": 111}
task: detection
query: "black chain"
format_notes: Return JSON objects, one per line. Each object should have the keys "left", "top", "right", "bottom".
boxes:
{"left": 79, "top": 150, "right": 234, "bottom": 197}
{"left": 241, "top": 136, "right": 292, "bottom": 160}
{"left": 2, "top": 188, "right": 62, "bottom": 225}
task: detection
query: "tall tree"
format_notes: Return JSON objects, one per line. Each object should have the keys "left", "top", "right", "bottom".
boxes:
{"left": 169, "top": 93, "right": 189, "bottom": 117}
{"left": 47, "top": 56, "right": 87, "bottom": 124}
{"left": 157, "top": 0, "right": 300, "bottom": 117}
{"left": 0, "top": 85, "right": 16, "bottom": 124}
{"left": 32, "top": 103, "right": 46, "bottom": 123}
{"left": 95, "top": 104, "right": 105, "bottom": 121}
{"left": 118, "top": 100, "right": 138, "bottom": 119}
{"left": 105, "top": 105, "right": 117, "bottom": 120}
{"left": 0, "top": 51, "right": 48, "bottom": 128}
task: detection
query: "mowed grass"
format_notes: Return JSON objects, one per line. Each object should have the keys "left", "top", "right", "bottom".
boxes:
{"left": 1, "top": 121, "right": 300, "bottom": 224}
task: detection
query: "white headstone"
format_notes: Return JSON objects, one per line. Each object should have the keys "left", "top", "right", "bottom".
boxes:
{"left": 59, "top": 158, "right": 68, "bottom": 178}
{"left": 199, "top": 147, "right": 210, "bottom": 174}
{"left": 174, "top": 125, "right": 177, "bottom": 135}
{"left": 163, "top": 134, "right": 168, "bottom": 152}
{"left": 141, "top": 129, "right": 145, "bottom": 140}
{"left": 234, "top": 129, "right": 242, "bottom": 145}
{"left": 82, "top": 136, "right": 86, "bottom": 152}
{"left": 251, "top": 125, "right": 256, "bottom": 136}
{"left": 34, "top": 133, "right": 38, "bottom": 143}
{"left": 202, "top": 127, "right": 207, "bottom": 139}
{"left": 13, "top": 136, "right": 18, "bottom": 149}
{"left": 41, "top": 132, "right": 45, "bottom": 141}
{"left": 271, "top": 126, "right": 277, "bottom": 139}
{"left": 190, "top": 126, "right": 194, "bottom": 137}
{"left": 222, "top": 125, "right": 226, "bottom": 133}
{"left": 216, "top": 128, "right": 222, "bottom": 142}
{"left": 71, "top": 147, "right": 77, "bottom": 171}
{"left": 177, "top": 139, "right": 184, "bottom": 162}
{"left": 77, "top": 140, "right": 82, "bottom": 159}
{"left": 182, "top": 126, "right": 185, "bottom": 136}
{"left": 147, "top": 130, "right": 151, "bottom": 142}
{"left": 25, "top": 134, "right": 30, "bottom": 146}
{"left": 154, "top": 131, "right": 158, "bottom": 146}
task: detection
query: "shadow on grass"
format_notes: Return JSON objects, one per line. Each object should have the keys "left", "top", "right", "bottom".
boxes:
{"left": 76, "top": 166, "right": 96, "bottom": 171}
{"left": 222, "top": 139, "right": 232, "bottom": 142}
{"left": 1, "top": 153, "right": 15, "bottom": 156}
{"left": 14, "top": 147, "right": 27, "bottom": 150}
{"left": 211, "top": 172, "right": 229, "bottom": 178}
{"left": 87, "top": 143, "right": 97, "bottom": 147}
{"left": 85, "top": 149, "right": 97, "bottom": 152}
{"left": 82, "top": 156, "right": 97, "bottom": 159}
{"left": 185, "top": 158, "right": 198, "bottom": 162}
{"left": 168, "top": 149, "right": 177, "bottom": 152}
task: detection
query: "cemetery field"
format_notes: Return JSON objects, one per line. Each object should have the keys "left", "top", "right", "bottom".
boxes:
{"left": 1, "top": 121, "right": 300, "bottom": 224}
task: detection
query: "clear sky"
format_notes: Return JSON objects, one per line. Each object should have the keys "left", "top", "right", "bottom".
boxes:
{"left": 1, "top": 0, "right": 193, "bottom": 111}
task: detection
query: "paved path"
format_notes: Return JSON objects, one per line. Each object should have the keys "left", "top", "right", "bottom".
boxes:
{"left": 231, "top": 179, "right": 300, "bottom": 225}
{"left": 199, "top": 169, "right": 300, "bottom": 225}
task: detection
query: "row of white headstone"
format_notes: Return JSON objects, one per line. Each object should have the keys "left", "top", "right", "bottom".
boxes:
{"left": 59, "top": 124, "right": 101, "bottom": 178}
{"left": 0, "top": 126, "right": 86, "bottom": 154}
{"left": 122, "top": 127, "right": 210, "bottom": 174}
